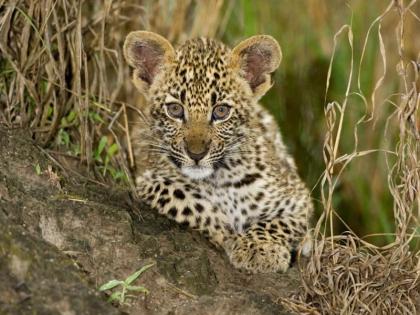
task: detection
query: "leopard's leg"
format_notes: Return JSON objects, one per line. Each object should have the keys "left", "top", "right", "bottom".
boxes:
{"left": 136, "top": 176, "right": 231, "bottom": 247}
{"left": 225, "top": 195, "right": 312, "bottom": 273}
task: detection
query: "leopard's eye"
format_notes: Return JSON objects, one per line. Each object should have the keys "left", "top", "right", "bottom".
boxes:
{"left": 212, "top": 104, "right": 231, "bottom": 121}
{"left": 166, "top": 103, "right": 184, "bottom": 119}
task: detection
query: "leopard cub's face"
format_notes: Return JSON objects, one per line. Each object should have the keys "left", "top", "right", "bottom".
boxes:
{"left": 124, "top": 32, "right": 282, "bottom": 180}
{"left": 148, "top": 39, "right": 249, "bottom": 180}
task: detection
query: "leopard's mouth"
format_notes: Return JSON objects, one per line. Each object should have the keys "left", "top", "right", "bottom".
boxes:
{"left": 181, "top": 165, "right": 214, "bottom": 180}
{"left": 168, "top": 152, "right": 218, "bottom": 180}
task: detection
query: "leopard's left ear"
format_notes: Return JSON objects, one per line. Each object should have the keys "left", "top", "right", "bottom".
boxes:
{"left": 230, "top": 35, "right": 282, "bottom": 99}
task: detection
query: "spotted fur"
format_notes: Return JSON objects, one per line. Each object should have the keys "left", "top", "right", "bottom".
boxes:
{"left": 124, "top": 31, "right": 313, "bottom": 273}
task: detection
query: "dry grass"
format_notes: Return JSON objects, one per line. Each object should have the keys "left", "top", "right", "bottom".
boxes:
{"left": 279, "top": 1, "right": 420, "bottom": 314}
{"left": 0, "top": 0, "right": 419, "bottom": 314}
{"left": 0, "top": 0, "right": 228, "bottom": 185}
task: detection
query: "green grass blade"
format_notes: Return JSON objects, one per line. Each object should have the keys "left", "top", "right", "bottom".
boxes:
{"left": 126, "top": 285, "right": 149, "bottom": 294}
{"left": 124, "top": 263, "right": 155, "bottom": 285}
{"left": 99, "top": 279, "right": 123, "bottom": 291}
{"left": 108, "top": 291, "right": 122, "bottom": 303}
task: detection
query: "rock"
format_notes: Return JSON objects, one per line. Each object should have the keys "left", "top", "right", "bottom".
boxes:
{"left": 0, "top": 128, "right": 298, "bottom": 314}
{"left": 0, "top": 212, "right": 121, "bottom": 315}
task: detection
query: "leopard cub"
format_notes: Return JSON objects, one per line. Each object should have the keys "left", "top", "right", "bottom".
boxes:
{"left": 124, "top": 31, "right": 313, "bottom": 273}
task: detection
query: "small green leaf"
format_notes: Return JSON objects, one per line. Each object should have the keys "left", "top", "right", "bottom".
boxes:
{"left": 126, "top": 285, "right": 149, "bottom": 294}
{"left": 98, "top": 136, "right": 108, "bottom": 155}
{"left": 108, "top": 291, "right": 122, "bottom": 303}
{"left": 70, "top": 144, "right": 81, "bottom": 156}
{"left": 60, "top": 117, "right": 67, "bottom": 127}
{"left": 125, "top": 263, "right": 155, "bottom": 285}
{"left": 113, "top": 170, "right": 126, "bottom": 180}
{"left": 94, "top": 136, "right": 108, "bottom": 161}
{"left": 107, "top": 143, "right": 119, "bottom": 157}
{"left": 67, "top": 110, "right": 76, "bottom": 123}
{"left": 58, "top": 129, "right": 70, "bottom": 146}
{"left": 47, "top": 105, "right": 53, "bottom": 119}
{"left": 99, "top": 279, "right": 123, "bottom": 291}
{"left": 40, "top": 80, "right": 48, "bottom": 94}
{"left": 35, "top": 163, "right": 41, "bottom": 175}
{"left": 89, "top": 111, "right": 104, "bottom": 123}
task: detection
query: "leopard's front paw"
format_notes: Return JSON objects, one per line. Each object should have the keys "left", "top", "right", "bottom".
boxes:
{"left": 225, "top": 236, "right": 291, "bottom": 273}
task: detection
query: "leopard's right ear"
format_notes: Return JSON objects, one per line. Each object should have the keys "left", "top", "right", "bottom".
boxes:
{"left": 123, "top": 31, "right": 175, "bottom": 95}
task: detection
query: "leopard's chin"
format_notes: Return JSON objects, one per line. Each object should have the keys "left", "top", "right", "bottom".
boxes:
{"left": 181, "top": 166, "right": 213, "bottom": 180}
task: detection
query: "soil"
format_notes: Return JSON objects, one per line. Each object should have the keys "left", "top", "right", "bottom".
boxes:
{"left": 0, "top": 127, "right": 300, "bottom": 315}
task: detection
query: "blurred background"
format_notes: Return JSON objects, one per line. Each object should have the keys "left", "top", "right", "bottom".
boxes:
{"left": 223, "top": 0, "right": 419, "bottom": 244}
{"left": 222, "top": 0, "right": 419, "bottom": 244}
{"left": 1, "top": 0, "right": 419, "bottom": 245}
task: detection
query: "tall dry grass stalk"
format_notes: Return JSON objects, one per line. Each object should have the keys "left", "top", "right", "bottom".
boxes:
{"left": 0, "top": 0, "right": 228, "bottom": 184}
{"left": 280, "top": 1, "right": 419, "bottom": 314}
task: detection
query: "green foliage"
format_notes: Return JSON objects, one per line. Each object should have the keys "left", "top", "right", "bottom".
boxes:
{"left": 99, "top": 263, "right": 155, "bottom": 305}
{"left": 60, "top": 110, "right": 77, "bottom": 128}
{"left": 34, "top": 163, "right": 41, "bottom": 175}
{"left": 93, "top": 136, "right": 127, "bottom": 181}
{"left": 57, "top": 129, "right": 70, "bottom": 147}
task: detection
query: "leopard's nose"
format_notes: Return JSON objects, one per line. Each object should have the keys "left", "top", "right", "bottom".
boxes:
{"left": 186, "top": 146, "right": 208, "bottom": 162}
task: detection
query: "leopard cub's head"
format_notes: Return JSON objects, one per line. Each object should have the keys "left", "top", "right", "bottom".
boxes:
{"left": 124, "top": 31, "right": 281, "bottom": 180}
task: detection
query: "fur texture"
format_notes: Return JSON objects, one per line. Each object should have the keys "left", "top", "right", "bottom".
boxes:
{"left": 124, "top": 32, "right": 313, "bottom": 273}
